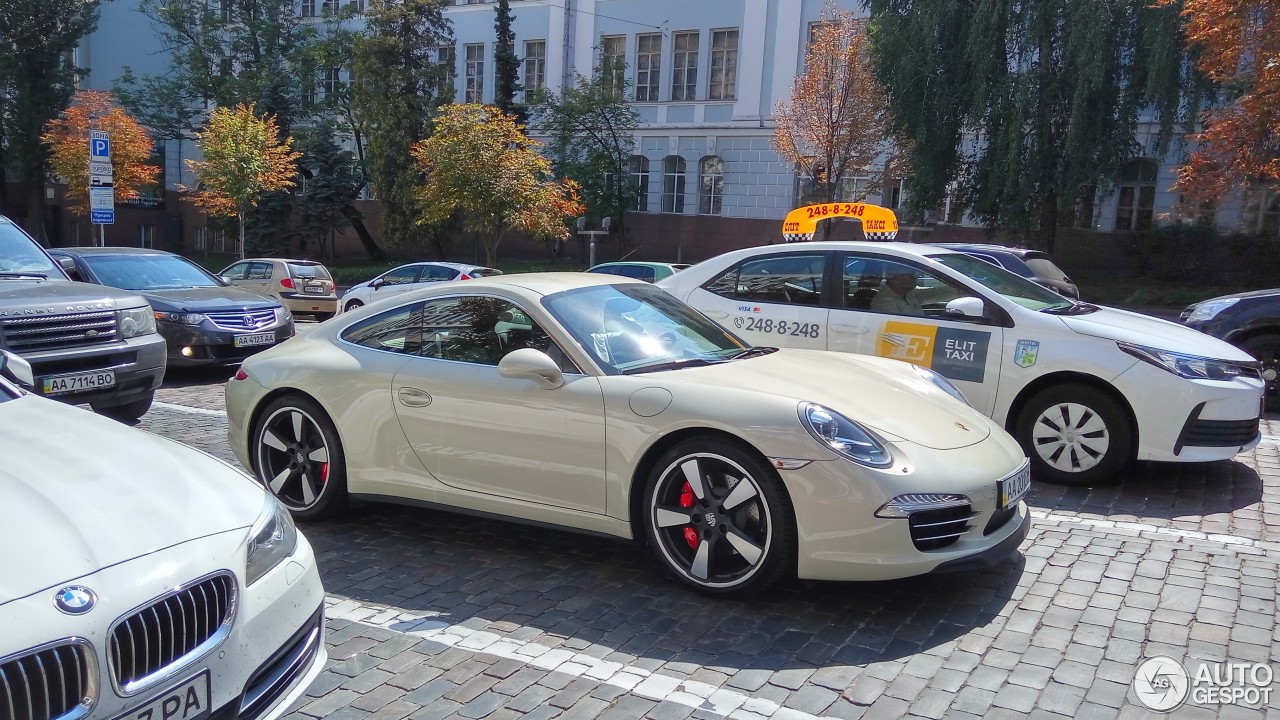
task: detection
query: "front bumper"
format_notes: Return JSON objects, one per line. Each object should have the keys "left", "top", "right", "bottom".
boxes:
{"left": 24, "top": 332, "right": 166, "bottom": 406}
{"left": 161, "top": 321, "right": 294, "bottom": 367}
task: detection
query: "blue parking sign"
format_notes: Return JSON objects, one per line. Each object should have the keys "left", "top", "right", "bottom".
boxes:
{"left": 90, "top": 131, "right": 110, "bottom": 159}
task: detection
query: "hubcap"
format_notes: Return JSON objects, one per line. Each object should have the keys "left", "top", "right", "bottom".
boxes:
{"left": 1031, "top": 402, "right": 1109, "bottom": 473}
{"left": 651, "top": 453, "right": 770, "bottom": 587}
{"left": 257, "top": 407, "right": 331, "bottom": 510}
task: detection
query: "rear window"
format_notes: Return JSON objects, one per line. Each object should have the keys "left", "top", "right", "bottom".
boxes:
{"left": 288, "top": 262, "right": 332, "bottom": 280}
{"left": 468, "top": 268, "right": 503, "bottom": 277}
{"left": 1023, "top": 255, "right": 1070, "bottom": 281}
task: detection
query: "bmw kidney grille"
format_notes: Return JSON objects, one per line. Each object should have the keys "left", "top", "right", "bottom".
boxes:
{"left": 0, "top": 639, "right": 95, "bottom": 720}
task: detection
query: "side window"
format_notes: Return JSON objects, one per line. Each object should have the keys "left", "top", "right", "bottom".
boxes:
{"left": 420, "top": 296, "right": 575, "bottom": 370}
{"left": 421, "top": 265, "right": 456, "bottom": 281}
{"left": 965, "top": 253, "right": 1003, "bottom": 269}
{"left": 381, "top": 266, "right": 421, "bottom": 286}
{"left": 247, "top": 262, "right": 273, "bottom": 280}
{"left": 732, "top": 254, "right": 825, "bottom": 306}
{"left": 862, "top": 259, "right": 971, "bottom": 317}
{"left": 221, "top": 262, "right": 249, "bottom": 280}
{"left": 616, "top": 265, "right": 656, "bottom": 282}
{"left": 340, "top": 302, "right": 425, "bottom": 354}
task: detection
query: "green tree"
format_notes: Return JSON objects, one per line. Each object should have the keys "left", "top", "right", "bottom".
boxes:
{"left": 294, "top": 120, "right": 362, "bottom": 262}
{"left": 0, "top": 0, "right": 100, "bottom": 241}
{"left": 866, "top": 0, "right": 1203, "bottom": 250}
{"left": 492, "top": 0, "right": 520, "bottom": 116}
{"left": 352, "top": 0, "right": 453, "bottom": 252}
{"left": 185, "top": 103, "right": 302, "bottom": 259}
{"left": 413, "top": 104, "right": 584, "bottom": 267}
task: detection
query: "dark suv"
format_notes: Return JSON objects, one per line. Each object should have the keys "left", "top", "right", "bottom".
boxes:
{"left": 930, "top": 243, "right": 1080, "bottom": 299}
{"left": 1182, "top": 289, "right": 1280, "bottom": 408}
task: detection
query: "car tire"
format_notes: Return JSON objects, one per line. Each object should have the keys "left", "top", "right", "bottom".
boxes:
{"left": 643, "top": 437, "right": 795, "bottom": 596}
{"left": 93, "top": 392, "right": 154, "bottom": 423}
{"left": 344, "top": 300, "right": 364, "bottom": 313}
{"left": 1237, "top": 333, "right": 1280, "bottom": 411}
{"left": 313, "top": 312, "right": 334, "bottom": 322}
{"left": 1015, "top": 384, "right": 1132, "bottom": 486}
{"left": 252, "top": 394, "right": 348, "bottom": 520}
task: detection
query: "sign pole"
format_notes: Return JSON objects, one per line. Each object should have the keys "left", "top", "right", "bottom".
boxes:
{"left": 88, "top": 130, "right": 115, "bottom": 240}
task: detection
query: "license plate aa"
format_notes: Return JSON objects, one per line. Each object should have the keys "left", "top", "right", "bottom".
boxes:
{"left": 111, "top": 670, "right": 210, "bottom": 720}
{"left": 234, "top": 332, "right": 275, "bottom": 348}
{"left": 997, "top": 460, "right": 1031, "bottom": 509}
{"left": 304, "top": 284, "right": 324, "bottom": 293}
{"left": 42, "top": 370, "right": 116, "bottom": 395}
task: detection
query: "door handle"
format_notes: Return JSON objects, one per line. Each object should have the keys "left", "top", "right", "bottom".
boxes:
{"left": 397, "top": 387, "right": 433, "bottom": 407}
{"left": 831, "top": 324, "right": 870, "bottom": 334}
{"left": 704, "top": 310, "right": 730, "bottom": 318}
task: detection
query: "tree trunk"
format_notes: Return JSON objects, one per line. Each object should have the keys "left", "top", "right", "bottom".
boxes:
{"left": 238, "top": 212, "right": 246, "bottom": 260}
{"left": 483, "top": 229, "right": 504, "bottom": 268}
{"left": 339, "top": 205, "right": 384, "bottom": 258}
{"left": 26, "top": 183, "right": 48, "bottom": 245}
{"left": 1036, "top": 197, "right": 1060, "bottom": 254}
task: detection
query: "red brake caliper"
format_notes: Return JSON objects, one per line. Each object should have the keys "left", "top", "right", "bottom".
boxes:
{"left": 679, "top": 481, "right": 698, "bottom": 549}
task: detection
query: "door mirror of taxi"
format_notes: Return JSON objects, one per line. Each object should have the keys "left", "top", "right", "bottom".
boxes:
{"left": 0, "top": 349, "right": 34, "bottom": 388}
{"left": 498, "top": 348, "right": 565, "bottom": 389}
{"left": 945, "top": 296, "right": 987, "bottom": 320}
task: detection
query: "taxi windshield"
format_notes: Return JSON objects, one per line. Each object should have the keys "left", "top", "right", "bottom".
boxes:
{"left": 929, "top": 253, "right": 1074, "bottom": 311}
{"left": 543, "top": 283, "right": 749, "bottom": 375}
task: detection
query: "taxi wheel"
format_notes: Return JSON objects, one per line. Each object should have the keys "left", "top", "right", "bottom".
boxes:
{"left": 643, "top": 438, "right": 795, "bottom": 596}
{"left": 344, "top": 300, "right": 364, "bottom": 313}
{"left": 253, "top": 394, "right": 348, "bottom": 520}
{"left": 1238, "top": 334, "right": 1280, "bottom": 410}
{"left": 1016, "top": 384, "right": 1132, "bottom": 486}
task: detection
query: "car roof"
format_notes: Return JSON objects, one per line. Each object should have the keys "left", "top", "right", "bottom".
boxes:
{"left": 232, "top": 257, "right": 329, "bottom": 265}
{"left": 590, "top": 261, "right": 679, "bottom": 270}
{"left": 931, "top": 243, "right": 1039, "bottom": 257}
{"left": 437, "top": 271, "right": 641, "bottom": 297}
{"left": 50, "top": 247, "right": 180, "bottom": 257}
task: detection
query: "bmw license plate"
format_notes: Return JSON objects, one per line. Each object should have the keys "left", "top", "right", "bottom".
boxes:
{"left": 42, "top": 370, "right": 115, "bottom": 395}
{"left": 997, "top": 460, "right": 1031, "bottom": 509}
{"left": 111, "top": 670, "right": 210, "bottom": 720}
{"left": 234, "top": 332, "right": 275, "bottom": 348}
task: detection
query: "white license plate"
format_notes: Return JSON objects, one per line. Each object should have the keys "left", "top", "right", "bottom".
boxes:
{"left": 112, "top": 670, "right": 210, "bottom": 720}
{"left": 997, "top": 460, "right": 1031, "bottom": 509}
{"left": 304, "top": 284, "right": 324, "bottom": 293}
{"left": 234, "top": 332, "right": 275, "bottom": 348}
{"left": 42, "top": 370, "right": 116, "bottom": 395}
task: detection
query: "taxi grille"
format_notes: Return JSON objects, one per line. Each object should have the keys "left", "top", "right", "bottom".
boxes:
{"left": 909, "top": 505, "right": 974, "bottom": 551}
{"left": 205, "top": 309, "right": 276, "bottom": 332}
{"left": 0, "top": 311, "right": 116, "bottom": 352}
{"left": 109, "top": 573, "right": 236, "bottom": 691}
{"left": 0, "top": 640, "right": 93, "bottom": 720}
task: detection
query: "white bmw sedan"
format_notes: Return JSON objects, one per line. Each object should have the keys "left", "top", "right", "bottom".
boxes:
{"left": 0, "top": 351, "right": 326, "bottom": 720}
{"left": 226, "top": 273, "right": 1030, "bottom": 595}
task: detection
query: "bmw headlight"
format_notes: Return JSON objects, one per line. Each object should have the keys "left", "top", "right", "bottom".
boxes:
{"left": 799, "top": 402, "right": 893, "bottom": 467}
{"left": 156, "top": 311, "right": 205, "bottom": 325}
{"left": 1118, "top": 341, "right": 1252, "bottom": 381}
{"left": 1185, "top": 298, "right": 1238, "bottom": 323}
{"left": 912, "top": 365, "right": 970, "bottom": 406}
{"left": 119, "top": 306, "right": 157, "bottom": 337}
{"left": 245, "top": 494, "right": 298, "bottom": 586}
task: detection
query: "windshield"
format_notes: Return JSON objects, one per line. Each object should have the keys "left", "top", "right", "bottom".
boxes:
{"left": 0, "top": 220, "right": 60, "bottom": 277}
{"left": 543, "top": 283, "right": 748, "bottom": 375}
{"left": 929, "top": 253, "right": 1074, "bottom": 311}
{"left": 1024, "top": 255, "right": 1071, "bottom": 282}
{"left": 81, "top": 253, "right": 222, "bottom": 290}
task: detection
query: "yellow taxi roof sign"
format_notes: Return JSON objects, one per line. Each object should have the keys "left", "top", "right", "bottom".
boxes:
{"left": 781, "top": 202, "right": 899, "bottom": 242}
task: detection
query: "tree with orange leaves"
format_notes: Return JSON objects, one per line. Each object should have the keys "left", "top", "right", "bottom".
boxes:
{"left": 185, "top": 104, "right": 301, "bottom": 259}
{"left": 41, "top": 90, "right": 160, "bottom": 222}
{"left": 412, "top": 104, "right": 584, "bottom": 267}
{"left": 1169, "top": 0, "right": 1280, "bottom": 206}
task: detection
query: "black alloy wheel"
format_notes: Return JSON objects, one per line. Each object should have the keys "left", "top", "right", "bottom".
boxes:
{"left": 253, "top": 394, "right": 348, "bottom": 519}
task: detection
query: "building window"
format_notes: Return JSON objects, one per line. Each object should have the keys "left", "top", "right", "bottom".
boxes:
{"left": 662, "top": 155, "right": 686, "bottom": 214}
{"left": 1242, "top": 186, "right": 1280, "bottom": 237}
{"left": 708, "top": 29, "right": 738, "bottom": 100}
{"left": 220, "top": 0, "right": 233, "bottom": 22}
{"left": 523, "top": 40, "right": 546, "bottom": 96}
{"left": 348, "top": 0, "right": 365, "bottom": 11}
{"left": 670, "top": 31, "right": 699, "bottom": 102}
{"left": 139, "top": 225, "right": 155, "bottom": 249}
{"left": 698, "top": 156, "right": 724, "bottom": 215}
{"left": 465, "top": 43, "right": 485, "bottom": 102}
{"left": 601, "top": 35, "right": 625, "bottom": 95}
{"left": 301, "top": 62, "right": 316, "bottom": 107}
{"left": 838, "top": 176, "right": 873, "bottom": 202}
{"left": 635, "top": 33, "right": 661, "bottom": 102}
{"left": 300, "top": 0, "right": 315, "bottom": 17}
{"left": 1115, "top": 158, "right": 1157, "bottom": 231}
{"left": 321, "top": 0, "right": 337, "bottom": 13}
{"left": 322, "top": 67, "right": 341, "bottom": 102}
{"left": 630, "top": 155, "right": 649, "bottom": 211}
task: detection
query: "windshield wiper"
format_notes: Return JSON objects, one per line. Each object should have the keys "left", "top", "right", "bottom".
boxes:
{"left": 621, "top": 357, "right": 726, "bottom": 374}
{"left": 729, "top": 346, "right": 779, "bottom": 360}
{"left": 0, "top": 271, "right": 48, "bottom": 280}
{"left": 1043, "top": 301, "right": 1099, "bottom": 316}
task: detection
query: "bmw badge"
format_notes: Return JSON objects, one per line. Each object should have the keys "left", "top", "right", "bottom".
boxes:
{"left": 54, "top": 586, "right": 97, "bottom": 615}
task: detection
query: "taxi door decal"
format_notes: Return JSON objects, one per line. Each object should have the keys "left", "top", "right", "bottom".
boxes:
{"left": 877, "top": 321, "right": 936, "bottom": 366}
{"left": 877, "top": 321, "right": 991, "bottom": 382}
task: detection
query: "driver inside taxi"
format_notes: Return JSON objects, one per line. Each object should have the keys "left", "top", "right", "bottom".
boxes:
{"left": 870, "top": 270, "right": 925, "bottom": 315}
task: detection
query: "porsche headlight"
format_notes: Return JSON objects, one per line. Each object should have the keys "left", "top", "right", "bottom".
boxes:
{"left": 156, "top": 311, "right": 205, "bottom": 325}
{"left": 912, "top": 365, "right": 970, "bottom": 407}
{"left": 1184, "top": 298, "right": 1238, "bottom": 323}
{"left": 245, "top": 494, "right": 298, "bottom": 586}
{"left": 799, "top": 402, "right": 893, "bottom": 467}
{"left": 1118, "top": 341, "right": 1252, "bottom": 381}
{"left": 119, "top": 306, "right": 157, "bottom": 337}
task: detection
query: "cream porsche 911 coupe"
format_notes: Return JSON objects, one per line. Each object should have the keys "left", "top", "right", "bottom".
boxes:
{"left": 226, "top": 273, "right": 1031, "bottom": 595}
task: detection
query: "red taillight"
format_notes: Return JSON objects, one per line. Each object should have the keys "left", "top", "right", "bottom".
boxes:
{"left": 460, "top": 274, "right": 471, "bottom": 280}
{"left": 231, "top": 368, "right": 249, "bottom": 381}
{"left": 281, "top": 278, "right": 294, "bottom": 289}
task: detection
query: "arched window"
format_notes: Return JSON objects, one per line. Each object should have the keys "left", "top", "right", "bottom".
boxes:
{"left": 698, "top": 156, "right": 724, "bottom": 215}
{"left": 662, "top": 156, "right": 686, "bottom": 213}
{"left": 1115, "top": 158, "right": 1158, "bottom": 231}
{"left": 630, "top": 156, "right": 650, "bottom": 211}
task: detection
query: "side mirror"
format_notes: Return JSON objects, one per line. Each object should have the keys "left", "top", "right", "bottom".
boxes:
{"left": 370, "top": 278, "right": 385, "bottom": 289}
{"left": 498, "top": 348, "right": 565, "bottom": 389}
{"left": 220, "top": 275, "right": 235, "bottom": 284}
{"left": 57, "top": 256, "right": 77, "bottom": 272}
{"left": 944, "top": 296, "right": 987, "bottom": 320}
{"left": 0, "top": 349, "right": 35, "bottom": 388}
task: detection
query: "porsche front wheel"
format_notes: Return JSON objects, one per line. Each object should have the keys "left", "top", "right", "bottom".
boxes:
{"left": 643, "top": 438, "right": 795, "bottom": 596}
{"left": 253, "top": 394, "right": 348, "bottom": 520}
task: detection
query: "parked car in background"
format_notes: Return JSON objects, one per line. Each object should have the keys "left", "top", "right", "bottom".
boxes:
{"left": 930, "top": 243, "right": 1080, "bottom": 299}
{"left": 51, "top": 247, "right": 294, "bottom": 367}
{"left": 1182, "top": 289, "right": 1280, "bottom": 409}
{"left": 0, "top": 349, "right": 326, "bottom": 720}
{"left": 0, "top": 215, "right": 165, "bottom": 422}
{"left": 339, "top": 261, "right": 502, "bottom": 313}
{"left": 219, "top": 258, "right": 339, "bottom": 321}
{"left": 586, "top": 261, "right": 692, "bottom": 283}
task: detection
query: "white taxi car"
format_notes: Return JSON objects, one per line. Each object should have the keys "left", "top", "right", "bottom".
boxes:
{"left": 659, "top": 208, "right": 1265, "bottom": 486}
{"left": 226, "top": 273, "right": 1030, "bottom": 596}
{"left": 0, "top": 350, "right": 326, "bottom": 720}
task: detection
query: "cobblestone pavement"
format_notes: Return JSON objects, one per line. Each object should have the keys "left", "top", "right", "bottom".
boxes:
{"left": 139, "top": 368, "right": 1280, "bottom": 720}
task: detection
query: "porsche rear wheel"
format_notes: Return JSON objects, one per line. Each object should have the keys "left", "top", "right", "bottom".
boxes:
{"left": 253, "top": 394, "right": 348, "bottom": 520}
{"left": 643, "top": 438, "right": 795, "bottom": 596}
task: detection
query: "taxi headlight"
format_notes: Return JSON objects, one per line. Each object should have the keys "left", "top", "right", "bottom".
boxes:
{"left": 912, "top": 365, "right": 970, "bottom": 406}
{"left": 156, "top": 311, "right": 205, "bottom": 325}
{"left": 245, "top": 494, "right": 298, "bottom": 586}
{"left": 799, "top": 402, "right": 893, "bottom": 467}
{"left": 1185, "top": 298, "right": 1238, "bottom": 323}
{"left": 1118, "top": 341, "right": 1249, "bottom": 381}
{"left": 119, "top": 306, "right": 157, "bottom": 337}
